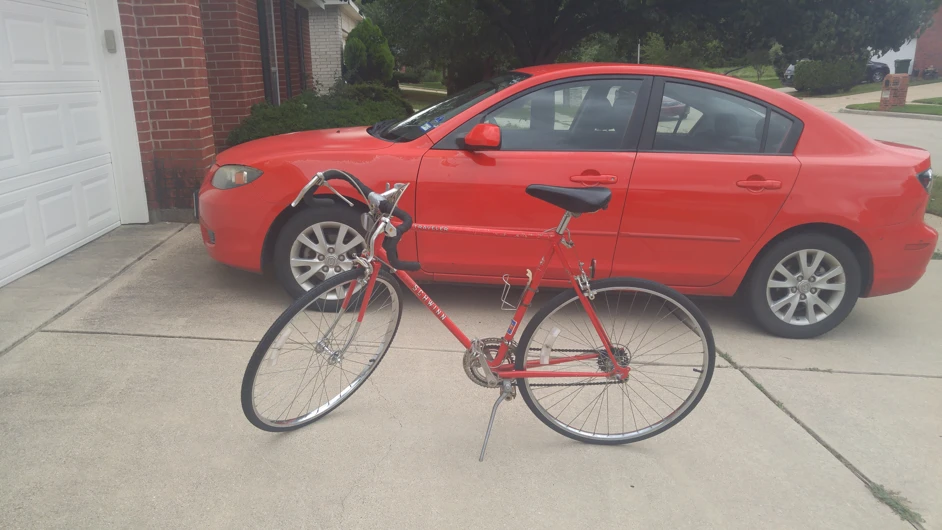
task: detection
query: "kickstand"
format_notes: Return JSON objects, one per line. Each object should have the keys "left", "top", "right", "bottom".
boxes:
{"left": 479, "top": 380, "right": 514, "bottom": 462}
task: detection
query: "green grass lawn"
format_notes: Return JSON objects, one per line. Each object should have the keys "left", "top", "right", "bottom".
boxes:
{"left": 705, "top": 66, "right": 781, "bottom": 89}
{"left": 793, "top": 77, "right": 942, "bottom": 98}
{"left": 401, "top": 82, "right": 446, "bottom": 92}
{"left": 401, "top": 87, "right": 446, "bottom": 111}
{"left": 913, "top": 97, "right": 942, "bottom": 105}
{"left": 929, "top": 177, "right": 942, "bottom": 217}
{"left": 846, "top": 102, "right": 942, "bottom": 115}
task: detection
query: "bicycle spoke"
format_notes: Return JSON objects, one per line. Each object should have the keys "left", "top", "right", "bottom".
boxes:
{"left": 521, "top": 283, "right": 712, "bottom": 443}
{"left": 246, "top": 273, "right": 401, "bottom": 428}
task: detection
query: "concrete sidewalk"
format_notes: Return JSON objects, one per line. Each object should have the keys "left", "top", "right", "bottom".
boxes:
{"left": 1, "top": 225, "right": 938, "bottom": 528}
{"left": 802, "top": 81, "right": 942, "bottom": 112}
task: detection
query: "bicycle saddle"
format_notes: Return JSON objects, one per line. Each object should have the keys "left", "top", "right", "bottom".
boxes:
{"left": 525, "top": 184, "right": 612, "bottom": 214}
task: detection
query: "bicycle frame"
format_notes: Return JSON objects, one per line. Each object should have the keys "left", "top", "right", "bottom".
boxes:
{"left": 344, "top": 222, "right": 627, "bottom": 381}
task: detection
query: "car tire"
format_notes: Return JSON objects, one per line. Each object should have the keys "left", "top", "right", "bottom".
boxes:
{"left": 871, "top": 70, "right": 886, "bottom": 83}
{"left": 273, "top": 204, "right": 367, "bottom": 300}
{"left": 746, "top": 234, "right": 861, "bottom": 339}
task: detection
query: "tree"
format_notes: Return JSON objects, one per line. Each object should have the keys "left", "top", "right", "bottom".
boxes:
{"left": 745, "top": 49, "right": 769, "bottom": 81}
{"left": 343, "top": 19, "right": 395, "bottom": 84}
{"left": 743, "top": 0, "right": 941, "bottom": 63}
{"left": 366, "top": 0, "right": 941, "bottom": 90}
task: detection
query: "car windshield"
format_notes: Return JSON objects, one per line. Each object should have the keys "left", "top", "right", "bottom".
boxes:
{"left": 372, "top": 72, "right": 530, "bottom": 142}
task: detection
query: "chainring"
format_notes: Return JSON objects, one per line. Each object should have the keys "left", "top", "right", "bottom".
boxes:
{"left": 463, "top": 338, "right": 516, "bottom": 388}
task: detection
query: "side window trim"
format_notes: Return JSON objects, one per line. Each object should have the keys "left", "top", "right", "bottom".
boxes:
{"left": 638, "top": 76, "right": 804, "bottom": 155}
{"left": 432, "top": 75, "right": 653, "bottom": 152}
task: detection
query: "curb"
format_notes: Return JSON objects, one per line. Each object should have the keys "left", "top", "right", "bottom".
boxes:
{"left": 838, "top": 107, "right": 942, "bottom": 122}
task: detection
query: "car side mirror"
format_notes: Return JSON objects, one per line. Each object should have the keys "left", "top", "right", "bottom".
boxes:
{"left": 459, "top": 123, "right": 501, "bottom": 151}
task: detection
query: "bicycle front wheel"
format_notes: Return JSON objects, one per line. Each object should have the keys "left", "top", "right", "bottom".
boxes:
{"left": 516, "top": 277, "right": 715, "bottom": 445}
{"left": 242, "top": 268, "right": 403, "bottom": 432}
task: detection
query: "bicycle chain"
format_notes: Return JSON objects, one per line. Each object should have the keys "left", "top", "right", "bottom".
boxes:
{"left": 526, "top": 380, "right": 627, "bottom": 388}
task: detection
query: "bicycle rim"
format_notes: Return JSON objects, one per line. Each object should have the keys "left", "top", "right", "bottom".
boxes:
{"left": 245, "top": 270, "right": 401, "bottom": 430}
{"left": 518, "top": 281, "right": 714, "bottom": 443}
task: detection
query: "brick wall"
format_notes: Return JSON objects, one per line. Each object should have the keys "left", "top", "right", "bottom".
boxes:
{"left": 272, "top": 1, "right": 310, "bottom": 101}
{"left": 199, "top": 0, "right": 266, "bottom": 151}
{"left": 118, "top": 0, "right": 215, "bottom": 218}
{"left": 915, "top": 9, "right": 942, "bottom": 74}
{"left": 309, "top": 6, "right": 342, "bottom": 91}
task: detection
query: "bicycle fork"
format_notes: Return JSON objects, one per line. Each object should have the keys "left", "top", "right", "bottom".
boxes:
{"left": 479, "top": 380, "right": 515, "bottom": 462}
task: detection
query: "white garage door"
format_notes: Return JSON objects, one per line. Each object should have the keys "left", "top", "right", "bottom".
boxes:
{"left": 0, "top": 0, "right": 124, "bottom": 286}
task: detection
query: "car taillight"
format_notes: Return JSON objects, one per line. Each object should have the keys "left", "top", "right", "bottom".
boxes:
{"left": 916, "top": 168, "right": 933, "bottom": 193}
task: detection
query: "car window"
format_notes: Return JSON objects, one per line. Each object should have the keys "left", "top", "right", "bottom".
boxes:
{"left": 377, "top": 72, "right": 530, "bottom": 142}
{"left": 484, "top": 79, "right": 643, "bottom": 151}
{"left": 653, "top": 82, "right": 768, "bottom": 154}
{"left": 765, "top": 111, "right": 795, "bottom": 153}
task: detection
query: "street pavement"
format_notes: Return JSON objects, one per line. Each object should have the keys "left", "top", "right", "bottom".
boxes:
{"left": 2, "top": 110, "right": 941, "bottom": 529}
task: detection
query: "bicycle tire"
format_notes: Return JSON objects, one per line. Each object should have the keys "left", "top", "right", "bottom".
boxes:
{"left": 515, "top": 277, "right": 715, "bottom": 445}
{"left": 242, "top": 268, "right": 403, "bottom": 432}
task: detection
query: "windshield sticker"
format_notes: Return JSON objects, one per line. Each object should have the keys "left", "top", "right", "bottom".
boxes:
{"left": 419, "top": 122, "right": 433, "bottom": 131}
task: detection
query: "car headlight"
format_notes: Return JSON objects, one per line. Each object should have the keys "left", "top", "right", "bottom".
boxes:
{"left": 211, "top": 165, "right": 263, "bottom": 189}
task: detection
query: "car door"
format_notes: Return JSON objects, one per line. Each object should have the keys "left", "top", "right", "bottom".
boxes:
{"left": 415, "top": 77, "right": 651, "bottom": 281}
{"left": 613, "top": 78, "right": 804, "bottom": 286}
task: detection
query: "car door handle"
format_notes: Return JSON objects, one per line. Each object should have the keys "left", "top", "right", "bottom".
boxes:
{"left": 737, "top": 179, "right": 781, "bottom": 190}
{"left": 570, "top": 174, "right": 617, "bottom": 184}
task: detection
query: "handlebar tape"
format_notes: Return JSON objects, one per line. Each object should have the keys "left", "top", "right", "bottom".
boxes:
{"left": 312, "top": 170, "right": 421, "bottom": 272}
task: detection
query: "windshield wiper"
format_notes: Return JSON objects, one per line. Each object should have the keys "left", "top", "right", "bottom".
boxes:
{"left": 369, "top": 119, "right": 399, "bottom": 137}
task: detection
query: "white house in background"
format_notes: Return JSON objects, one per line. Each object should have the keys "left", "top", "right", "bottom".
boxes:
{"left": 872, "top": 39, "right": 918, "bottom": 74}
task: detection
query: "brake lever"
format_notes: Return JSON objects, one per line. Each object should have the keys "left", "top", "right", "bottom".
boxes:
{"left": 322, "top": 179, "right": 354, "bottom": 207}
{"left": 290, "top": 172, "right": 353, "bottom": 208}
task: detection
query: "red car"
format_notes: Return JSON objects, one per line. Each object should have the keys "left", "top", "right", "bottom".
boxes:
{"left": 197, "top": 64, "right": 937, "bottom": 339}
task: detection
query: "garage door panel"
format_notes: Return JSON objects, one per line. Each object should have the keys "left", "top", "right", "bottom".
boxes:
{"left": 0, "top": 92, "right": 110, "bottom": 185}
{"left": 0, "top": 0, "right": 96, "bottom": 81}
{"left": 0, "top": 153, "right": 111, "bottom": 195}
{"left": 0, "top": 0, "right": 125, "bottom": 287}
{"left": 37, "top": 183, "right": 78, "bottom": 243}
{"left": 0, "top": 199, "right": 30, "bottom": 262}
{"left": 0, "top": 162, "right": 119, "bottom": 279}
{"left": 0, "top": 107, "right": 12, "bottom": 164}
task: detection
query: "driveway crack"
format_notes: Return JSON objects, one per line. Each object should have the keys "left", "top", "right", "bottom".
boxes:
{"left": 718, "top": 348, "right": 926, "bottom": 529}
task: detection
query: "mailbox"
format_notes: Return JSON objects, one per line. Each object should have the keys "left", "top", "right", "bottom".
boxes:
{"left": 879, "top": 74, "right": 909, "bottom": 111}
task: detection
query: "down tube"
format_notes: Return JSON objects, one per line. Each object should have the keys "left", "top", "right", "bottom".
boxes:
{"left": 394, "top": 269, "right": 473, "bottom": 350}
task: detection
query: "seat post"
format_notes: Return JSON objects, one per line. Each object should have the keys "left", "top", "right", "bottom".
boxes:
{"left": 555, "top": 211, "right": 575, "bottom": 234}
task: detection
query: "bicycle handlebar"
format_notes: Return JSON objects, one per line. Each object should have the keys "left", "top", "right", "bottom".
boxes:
{"left": 301, "top": 169, "right": 421, "bottom": 272}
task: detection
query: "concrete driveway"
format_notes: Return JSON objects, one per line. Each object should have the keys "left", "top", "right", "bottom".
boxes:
{"left": 1, "top": 223, "right": 938, "bottom": 529}
{"left": 2, "top": 111, "right": 941, "bottom": 529}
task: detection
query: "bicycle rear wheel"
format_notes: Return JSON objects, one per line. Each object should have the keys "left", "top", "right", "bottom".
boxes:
{"left": 515, "top": 277, "right": 714, "bottom": 444}
{"left": 242, "top": 268, "right": 402, "bottom": 432}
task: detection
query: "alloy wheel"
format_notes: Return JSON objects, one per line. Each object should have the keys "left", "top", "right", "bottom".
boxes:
{"left": 766, "top": 249, "right": 846, "bottom": 326}
{"left": 289, "top": 221, "right": 365, "bottom": 297}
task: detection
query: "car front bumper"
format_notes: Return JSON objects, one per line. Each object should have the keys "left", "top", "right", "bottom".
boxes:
{"left": 197, "top": 180, "right": 281, "bottom": 274}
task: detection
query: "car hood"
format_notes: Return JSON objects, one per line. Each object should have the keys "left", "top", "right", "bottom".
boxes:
{"left": 217, "top": 127, "right": 393, "bottom": 166}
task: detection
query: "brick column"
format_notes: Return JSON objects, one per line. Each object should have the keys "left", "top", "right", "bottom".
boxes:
{"left": 309, "top": 6, "right": 343, "bottom": 92}
{"left": 199, "top": 0, "right": 266, "bottom": 151}
{"left": 118, "top": 0, "right": 215, "bottom": 221}
{"left": 915, "top": 9, "right": 942, "bottom": 75}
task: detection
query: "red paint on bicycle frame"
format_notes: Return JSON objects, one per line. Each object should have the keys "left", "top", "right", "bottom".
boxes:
{"left": 375, "top": 222, "right": 620, "bottom": 378}
{"left": 355, "top": 264, "right": 382, "bottom": 323}
{"left": 385, "top": 252, "right": 473, "bottom": 350}
{"left": 495, "top": 370, "right": 619, "bottom": 379}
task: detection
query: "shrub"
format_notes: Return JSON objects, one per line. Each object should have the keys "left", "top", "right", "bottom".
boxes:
{"left": 343, "top": 19, "right": 394, "bottom": 84}
{"left": 794, "top": 58, "right": 866, "bottom": 94}
{"left": 392, "top": 70, "right": 421, "bottom": 84}
{"left": 226, "top": 84, "right": 413, "bottom": 147}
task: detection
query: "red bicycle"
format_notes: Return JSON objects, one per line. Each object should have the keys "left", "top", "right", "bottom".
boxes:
{"left": 241, "top": 170, "right": 715, "bottom": 460}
